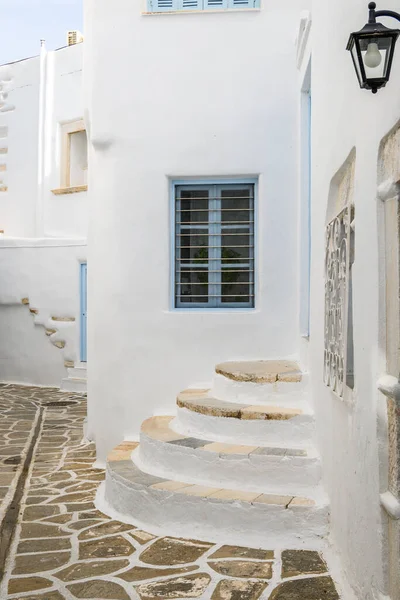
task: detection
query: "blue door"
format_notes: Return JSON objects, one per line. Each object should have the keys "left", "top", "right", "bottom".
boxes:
{"left": 80, "top": 263, "right": 87, "bottom": 362}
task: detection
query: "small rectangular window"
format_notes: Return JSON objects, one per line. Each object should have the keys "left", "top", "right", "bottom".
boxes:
{"left": 60, "top": 120, "right": 88, "bottom": 189}
{"left": 174, "top": 183, "right": 255, "bottom": 308}
{"left": 148, "top": 0, "right": 259, "bottom": 12}
{"left": 69, "top": 130, "right": 88, "bottom": 187}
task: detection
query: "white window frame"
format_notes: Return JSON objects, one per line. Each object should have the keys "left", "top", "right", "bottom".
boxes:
{"left": 172, "top": 179, "right": 257, "bottom": 310}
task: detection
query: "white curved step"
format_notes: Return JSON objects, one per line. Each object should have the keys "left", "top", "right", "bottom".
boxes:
{"left": 174, "top": 392, "right": 315, "bottom": 448}
{"left": 68, "top": 365, "right": 87, "bottom": 378}
{"left": 138, "top": 417, "right": 322, "bottom": 498}
{"left": 212, "top": 360, "right": 309, "bottom": 406}
{"left": 104, "top": 442, "right": 329, "bottom": 549}
{"left": 61, "top": 377, "right": 87, "bottom": 393}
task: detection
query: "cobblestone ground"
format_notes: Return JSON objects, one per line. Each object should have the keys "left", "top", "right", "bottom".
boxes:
{"left": 0, "top": 385, "right": 341, "bottom": 600}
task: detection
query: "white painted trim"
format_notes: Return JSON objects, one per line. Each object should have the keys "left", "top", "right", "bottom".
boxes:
{"left": 173, "top": 407, "right": 315, "bottom": 448}
{"left": 212, "top": 371, "right": 310, "bottom": 407}
{"left": 380, "top": 491, "right": 400, "bottom": 520}
{"left": 377, "top": 178, "right": 400, "bottom": 203}
{"left": 299, "top": 59, "right": 311, "bottom": 339}
{"left": 137, "top": 432, "right": 323, "bottom": 498}
{"left": 141, "top": 8, "right": 261, "bottom": 16}
{"left": 296, "top": 11, "right": 312, "bottom": 70}
{"left": 0, "top": 238, "right": 86, "bottom": 248}
{"left": 36, "top": 41, "right": 47, "bottom": 238}
{"left": 377, "top": 374, "right": 400, "bottom": 403}
{"left": 102, "top": 469, "right": 329, "bottom": 549}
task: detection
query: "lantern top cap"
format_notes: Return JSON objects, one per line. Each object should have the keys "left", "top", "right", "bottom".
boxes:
{"left": 369, "top": 2, "right": 376, "bottom": 9}
{"left": 347, "top": 20, "right": 400, "bottom": 50}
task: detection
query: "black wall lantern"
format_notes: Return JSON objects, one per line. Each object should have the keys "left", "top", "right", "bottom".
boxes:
{"left": 347, "top": 2, "right": 400, "bottom": 93}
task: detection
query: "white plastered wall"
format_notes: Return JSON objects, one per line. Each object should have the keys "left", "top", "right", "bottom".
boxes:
{"left": 43, "top": 44, "right": 88, "bottom": 238}
{"left": 0, "top": 44, "right": 87, "bottom": 387}
{"left": 84, "top": 0, "right": 311, "bottom": 459}
{"left": 0, "top": 239, "right": 87, "bottom": 386}
{"left": 310, "top": 0, "right": 400, "bottom": 597}
{"left": 0, "top": 57, "right": 40, "bottom": 237}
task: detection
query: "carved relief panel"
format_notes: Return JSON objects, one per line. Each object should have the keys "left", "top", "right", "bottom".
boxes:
{"left": 324, "top": 152, "right": 355, "bottom": 400}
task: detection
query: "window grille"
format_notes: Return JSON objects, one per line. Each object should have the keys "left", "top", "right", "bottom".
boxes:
{"left": 148, "top": 0, "right": 259, "bottom": 12}
{"left": 174, "top": 183, "right": 255, "bottom": 308}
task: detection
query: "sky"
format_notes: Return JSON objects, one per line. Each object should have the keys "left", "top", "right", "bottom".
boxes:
{"left": 0, "top": 0, "right": 83, "bottom": 65}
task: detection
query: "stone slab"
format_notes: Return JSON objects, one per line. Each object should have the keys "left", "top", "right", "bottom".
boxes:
{"left": 139, "top": 537, "right": 213, "bottom": 566}
{"left": 269, "top": 576, "right": 339, "bottom": 599}
{"left": 209, "top": 560, "right": 273, "bottom": 579}
{"left": 281, "top": 550, "right": 328, "bottom": 578}
{"left": 67, "top": 580, "right": 130, "bottom": 599}
{"left": 209, "top": 545, "right": 274, "bottom": 560}
{"left": 135, "top": 573, "right": 211, "bottom": 599}
{"left": 211, "top": 579, "right": 268, "bottom": 600}
{"left": 56, "top": 560, "right": 130, "bottom": 582}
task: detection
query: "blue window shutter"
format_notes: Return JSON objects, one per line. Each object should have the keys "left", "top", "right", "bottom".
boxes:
{"left": 228, "top": 0, "right": 259, "bottom": 7}
{"left": 180, "top": 0, "right": 202, "bottom": 9}
{"left": 148, "top": 0, "right": 177, "bottom": 11}
{"left": 204, "top": 0, "right": 228, "bottom": 8}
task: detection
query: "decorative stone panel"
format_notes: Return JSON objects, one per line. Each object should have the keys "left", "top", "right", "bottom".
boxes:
{"left": 324, "top": 151, "right": 355, "bottom": 399}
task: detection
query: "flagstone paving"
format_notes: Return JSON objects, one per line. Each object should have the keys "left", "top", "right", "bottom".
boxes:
{"left": 0, "top": 384, "right": 341, "bottom": 599}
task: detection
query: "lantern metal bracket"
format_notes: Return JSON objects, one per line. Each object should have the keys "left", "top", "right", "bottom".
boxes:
{"left": 369, "top": 2, "right": 400, "bottom": 24}
{"left": 347, "top": 2, "right": 400, "bottom": 93}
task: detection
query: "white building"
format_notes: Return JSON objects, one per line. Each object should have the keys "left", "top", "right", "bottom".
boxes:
{"left": 85, "top": 0, "right": 311, "bottom": 456}
{"left": 310, "top": 2, "right": 400, "bottom": 599}
{"left": 0, "top": 38, "right": 88, "bottom": 390}
{"left": 84, "top": 0, "right": 400, "bottom": 599}
{"left": 0, "top": 0, "right": 399, "bottom": 598}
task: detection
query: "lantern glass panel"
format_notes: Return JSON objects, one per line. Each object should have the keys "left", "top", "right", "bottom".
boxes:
{"left": 361, "top": 44, "right": 389, "bottom": 79}
{"left": 350, "top": 42, "right": 364, "bottom": 86}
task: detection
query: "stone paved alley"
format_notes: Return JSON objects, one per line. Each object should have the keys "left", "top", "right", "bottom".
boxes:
{"left": 0, "top": 385, "right": 340, "bottom": 599}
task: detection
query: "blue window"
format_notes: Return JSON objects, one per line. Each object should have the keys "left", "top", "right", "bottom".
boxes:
{"left": 148, "top": 0, "right": 259, "bottom": 12}
{"left": 174, "top": 183, "right": 255, "bottom": 308}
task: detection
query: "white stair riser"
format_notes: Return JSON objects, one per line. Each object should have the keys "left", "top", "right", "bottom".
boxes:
{"left": 104, "top": 468, "right": 329, "bottom": 549}
{"left": 173, "top": 408, "right": 315, "bottom": 448}
{"left": 212, "top": 373, "right": 310, "bottom": 406}
{"left": 61, "top": 378, "right": 87, "bottom": 393}
{"left": 68, "top": 367, "right": 87, "bottom": 378}
{"left": 138, "top": 434, "right": 322, "bottom": 498}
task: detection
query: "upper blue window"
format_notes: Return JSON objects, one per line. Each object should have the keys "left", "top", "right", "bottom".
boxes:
{"left": 174, "top": 183, "right": 255, "bottom": 309}
{"left": 148, "top": 0, "right": 259, "bottom": 12}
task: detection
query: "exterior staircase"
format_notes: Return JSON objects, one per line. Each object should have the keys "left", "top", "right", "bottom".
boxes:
{"left": 104, "top": 360, "right": 329, "bottom": 549}
{"left": 61, "top": 362, "right": 87, "bottom": 393}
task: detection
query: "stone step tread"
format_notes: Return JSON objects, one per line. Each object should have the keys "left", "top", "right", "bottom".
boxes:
{"left": 141, "top": 416, "right": 314, "bottom": 458}
{"left": 107, "top": 442, "right": 318, "bottom": 508}
{"left": 216, "top": 360, "right": 302, "bottom": 384}
{"left": 177, "top": 390, "right": 308, "bottom": 420}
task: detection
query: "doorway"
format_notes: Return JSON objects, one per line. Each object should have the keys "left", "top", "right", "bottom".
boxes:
{"left": 80, "top": 262, "right": 87, "bottom": 362}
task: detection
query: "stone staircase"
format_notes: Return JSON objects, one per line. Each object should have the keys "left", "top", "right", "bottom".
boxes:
{"left": 104, "top": 360, "right": 329, "bottom": 549}
{"left": 61, "top": 362, "right": 87, "bottom": 393}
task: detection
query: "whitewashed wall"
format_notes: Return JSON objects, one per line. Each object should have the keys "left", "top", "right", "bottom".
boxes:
{"left": 84, "top": 0, "right": 311, "bottom": 460}
{"left": 0, "top": 239, "right": 87, "bottom": 386}
{"left": 0, "top": 44, "right": 87, "bottom": 387}
{"left": 310, "top": 0, "right": 400, "bottom": 597}
{"left": 0, "top": 43, "right": 87, "bottom": 238}
{"left": 43, "top": 44, "right": 88, "bottom": 238}
{"left": 0, "top": 57, "right": 40, "bottom": 237}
